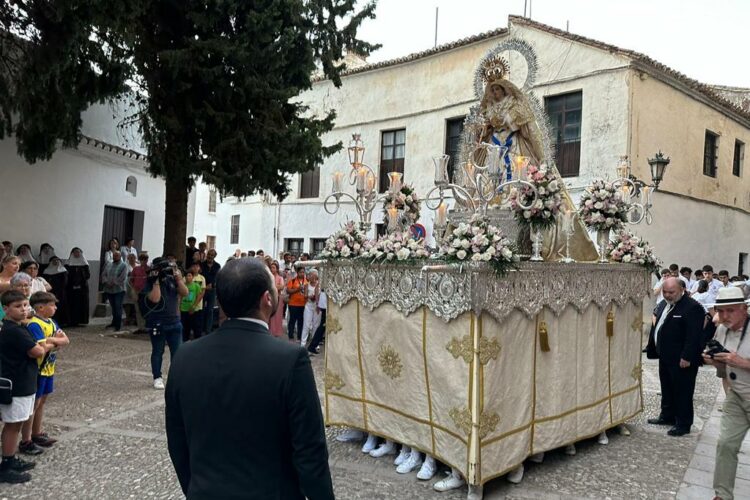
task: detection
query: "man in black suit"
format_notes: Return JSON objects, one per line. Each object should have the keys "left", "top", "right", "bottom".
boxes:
{"left": 165, "top": 258, "right": 334, "bottom": 499}
{"left": 646, "top": 277, "right": 706, "bottom": 436}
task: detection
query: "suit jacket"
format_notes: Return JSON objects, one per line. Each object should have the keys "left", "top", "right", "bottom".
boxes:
{"left": 646, "top": 294, "right": 705, "bottom": 364}
{"left": 165, "top": 319, "right": 334, "bottom": 500}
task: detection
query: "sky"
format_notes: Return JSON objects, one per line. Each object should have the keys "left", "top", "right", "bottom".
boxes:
{"left": 356, "top": 0, "right": 749, "bottom": 88}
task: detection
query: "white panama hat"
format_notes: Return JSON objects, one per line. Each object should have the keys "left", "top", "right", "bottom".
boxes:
{"left": 709, "top": 286, "right": 750, "bottom": 308}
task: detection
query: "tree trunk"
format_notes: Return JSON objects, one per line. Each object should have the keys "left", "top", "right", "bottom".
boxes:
{"left": 163, "top": 173, "right": 190, "bottom": 265}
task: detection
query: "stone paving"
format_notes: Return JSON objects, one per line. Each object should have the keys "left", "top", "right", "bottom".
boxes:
{"left": 0, "top": 324, "right": 731, "bottom": 499}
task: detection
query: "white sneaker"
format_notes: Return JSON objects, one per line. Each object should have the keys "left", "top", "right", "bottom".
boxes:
{"left": 529, "top": 452, "right": 544, "bottom": 463}
{"left": 433, "top": 468, "right": 465, "bottom": 491}
{"left": 618, "top": 424, "right": 631, "bottom": 436}
{"left": 597, "top": 431, "right": 609, "bottom": 445}
{"left": 394, "top": 446, "right": 410, "bottom": 466}
{"left": 432, "top": 468, "right": 466, "bottom": 491}
{"left": 416, "top": 455, "right": 437, "bottom": 480}
{"left": 336, "top": 428, "right": 364, "bottom": 443}
{"left": 361, "top": 433, "right": 378, "bottom": 454}
{"left": 369, "top": 440, "right": 396, "bottom": 458}
{"left": 153, "top": 377, "right": 165, "bottom": 390}
{"left": 507, "top": 464, "right": 524, "bottom": 484}
{"left": 564, "top": 444, "right": 577, "bottom": 456}
{"left": 396, "top": 450, "right": 422, "bottom": 474}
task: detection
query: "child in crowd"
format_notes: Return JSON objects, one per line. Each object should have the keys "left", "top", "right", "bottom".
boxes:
{"left": 180, "top": 270, "right": 202, "bottom": 342}
{"left": 20, "top": 292, "right": 69, "bottom": 455}
{"left": 0, "top": 290, "right": 50, "bottom": 483}
{"left": 188, "top": 263, "right": 206, "bottom": 339}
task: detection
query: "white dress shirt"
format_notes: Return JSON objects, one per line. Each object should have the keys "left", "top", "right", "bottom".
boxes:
{"left": 235, "top": 317, "right": 269, "bottom": 330}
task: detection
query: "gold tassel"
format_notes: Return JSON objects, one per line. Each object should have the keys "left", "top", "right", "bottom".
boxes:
{"left": 606, "top": 310, "right": 614, "bottom": 337}
{"left": 538, "top": 320, "right": 550, "bottom": 352}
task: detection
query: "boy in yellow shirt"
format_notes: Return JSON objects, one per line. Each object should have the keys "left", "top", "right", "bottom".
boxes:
{"left": 19, "top": 292, "right": 69, "bottom": 454}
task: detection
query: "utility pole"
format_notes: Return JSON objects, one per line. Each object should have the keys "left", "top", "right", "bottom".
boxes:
{"left": 524, "top": 0, "right": 528, "bottom": 17}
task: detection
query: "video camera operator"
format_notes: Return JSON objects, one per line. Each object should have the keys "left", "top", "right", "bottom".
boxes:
{"left": 702, "top": 287, "right": 750, "bottom": 500}
{"left": 140, "top": 257, "right": 188, "bottom": 390}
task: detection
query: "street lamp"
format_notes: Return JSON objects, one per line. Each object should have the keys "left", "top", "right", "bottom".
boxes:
{"left": 648, "top": 151, "right": 670, "bottom": 190}
{"left": 612, "top": 152, "right": 670, "bottom": 225}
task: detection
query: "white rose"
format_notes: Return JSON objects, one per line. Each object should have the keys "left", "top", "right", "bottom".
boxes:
{"left": 456, "top": 249, "right": 467, "bottom": 260}
{"left": 396, "top": 248, "right": 410, "bottom": 260}
{"left": 538, "top": 187, "right": 546, "bottom": 196}
{"left": 594, "top": 201, "right": 604, "bottom": 210}
{"left": 461, "top": 240, "right": 471, "bottom": 249}
{"left": 501, "top": 247, "right": 513, "bottom": 259}
{"left": 353, "top": 243, "right": 361, "bottom": 251}
{"left": 548, "top": 180, "right": 559, "bottom": 191}
{"left": 471, "top": 252, "right": 483, "bottom": 262}
{"left": 447, "top": 247, "right": 456, "bottom": 255}
{"left": 340, "top": 246, "right": 351, "bottom": 257}
{"left": 486, "top": 246, "right": 496, "bottom": 256}
{"left": 482, "top": 252, "right": 492, "bottom": 261}
{"left": 523, "top": 211, "right": 531, "bottom": 219}
{"left": 622, "top": 254, "right": 632, "bottom": 263}
{"left": 452, "top": 239, "right": 462, "bottom": 248}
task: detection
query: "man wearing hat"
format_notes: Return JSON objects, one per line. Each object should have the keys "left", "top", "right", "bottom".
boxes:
{"left": 702, "top": 287, "right": 750, "bottom": 500}
{"left": 646, "top": 277, "right": 706, "bottom": 436}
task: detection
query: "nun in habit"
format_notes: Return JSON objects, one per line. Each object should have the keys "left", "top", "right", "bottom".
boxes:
{"left": 43, "top": 255, "right": 69, "bottom": 326}
{"left": 16, "top": 244, "right": 36, "bottom": 264}
{"left": 66, "top": 247, "right": 91, "bottom": 326}
{"left": 38, "top": 243, "right": 55, "bottom": 274}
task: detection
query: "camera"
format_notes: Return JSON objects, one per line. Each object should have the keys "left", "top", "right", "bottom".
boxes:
{"left": 705, "top": 339, "right": 730, "bottom": 358}
{"left": 148, "top": 257, "right": 175, "bottom": 285}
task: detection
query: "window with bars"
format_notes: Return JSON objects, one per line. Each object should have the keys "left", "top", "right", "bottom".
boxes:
{"left": 311, "top": 238, "right": 327, "bottom": 258}
{"left": 206, "top": 235, "right": 216, "bottom": 249}
{"left": 285, "top": 238, "right": 304, "bottom": 256}
{"left": 208, "top": 188, "right": 217, "bottom": 213}
{"left": 445, "top": 117, "right": 465, "bottom": 182}
{"left": 230, "top": 215, "right": 240, "bottom": 244}
{"left": 545, "top": 91, "right": 582, "bottom": 177}
{"left": 704, "top": 130, "right": 719, "bottom": 177}
{"left": 299, "top": 167, "right": 320, "bottom": 198}
{"left": 379, "top": 129, "right": 406, "bottom": 193}
{"left": 733, "top": 139, "right": 744, "bottom": 177}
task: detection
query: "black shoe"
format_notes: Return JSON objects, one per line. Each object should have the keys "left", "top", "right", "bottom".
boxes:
{"left": 0, "top": 467, "right": 31, "bottom": 483}
{"left": 19, "top": 440, "right": 44, "bottom": 455}
{"left": 8, "top": 456, "right": 35, "bottom": 472}
{"left": 667, "top": 426, "right": 690, "bottom": 437}
{"left": 647, "top": 416, "right": 676, "bottom": 426}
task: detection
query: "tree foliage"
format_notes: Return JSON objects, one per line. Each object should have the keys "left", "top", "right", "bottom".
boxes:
{"left": 1, "top": 0, "right": 379, "bottom": 255}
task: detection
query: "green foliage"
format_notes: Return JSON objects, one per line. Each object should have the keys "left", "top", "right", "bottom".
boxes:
{"left": 0, "top": 0, "right": 379, "bottom": 201}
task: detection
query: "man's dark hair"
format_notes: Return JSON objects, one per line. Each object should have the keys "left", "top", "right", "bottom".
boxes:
{"left": 694, "top": 270, "right": 704, "bottom": 277}
{"left": 1, "top": 290, "right": 27, "bottom": 307}
{"left": 697, "top": 279, "right": 709, "bottom": 294}
{"left": 187, "top": 236, "right": 196, "bottom": 244}
{"left": 247, "top": 250, "right": 256, "bottom": 257}
{"left": 669, "top": 263, "right": 679, "bottom": 272}
{"left": 30, "top": 291, "right": 57, "bottom": 307}
{"left": 216, "top": 258, "right": 273, "bottom": 318}
{"left": 680, "top": 267, "right": 692, "bottom": 275}
{"left": 719, "top": 269, "right": 729, "bottom": 277}
{"left": 1, "top": 241, "right": 11, "bottom": 247}
{"left": 19, "top": 261, "right": 38, "bottom": 272}
{"left": 702, "top": 264, "right": 714, "bottom": 273}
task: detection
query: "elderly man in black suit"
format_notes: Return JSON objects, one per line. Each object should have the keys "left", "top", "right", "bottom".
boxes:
{"left": 165, "top": 258, "right": 334, "bottom": 499}
{"left": 646, "top": 277, "right": 706, "bottom": 436}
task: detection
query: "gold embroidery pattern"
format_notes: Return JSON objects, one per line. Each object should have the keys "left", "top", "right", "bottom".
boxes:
{"left": 479, "top": 411, "right": 500, "bottom": 440}
{"left": 631, "top": 363, "right": 642, "bottom": 382}
{"left": 327, "top": 314, "right": 343, "bottom": 335}
{"left": 631, "top": 315, "right": 643, "bottom": 333}
{"left": 449, "top": 406, "right": 500, "bottom": 439}
{"left": 377, "top": 344, "right": 403, "bottom": 380}
{"left": 446, "top": 335, "right": 473, "bottom": 364}
{"left": 324, "top": 370, "right": 345, "bottom": 391}
{"left": 449, "top": 406, "right": 472, "bottom": 436}
{"left": 479, "top": 337, "right": 501, "bottom": 365}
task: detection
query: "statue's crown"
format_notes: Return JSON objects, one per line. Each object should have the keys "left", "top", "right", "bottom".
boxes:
{"left": 482, "top": 54, "right": 509, "bottom": 83}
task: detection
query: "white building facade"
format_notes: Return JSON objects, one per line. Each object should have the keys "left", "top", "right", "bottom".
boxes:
{"left": 192, "top": 16, "right": 750, "bottom": 275}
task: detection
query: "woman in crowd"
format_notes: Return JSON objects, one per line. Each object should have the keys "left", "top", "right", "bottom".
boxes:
{"left": 43, "top": 255, "right": 69, "bottom": 326}
{"left": 16, "top": 243, "right": 36, "bottom": 263}
{"left": 20, "top": 261, "right": 52, "bottom": 294}
{"left": 66, "top": 247, "right": 91, "bottom": 327}
{"left": 104, "top": 238, "right": 120, "bottom": 265}
{"left": 691, "top": 279, "right": 712, "bottom": 313}
{"left": 9, "top": 272, "right": 35, "bottom": 319}
{"left": 301, "top": 269, "right": 321, "bottom": 347}
{"left": 268, "top": 261, "right": 286, "bottom": 338}
{"left": 120, "top": 238, "right": 138, "bottom": 262}
{"left": 38, "top": 243, "right": 55, "bottom": 273}
{"left": 0, "top": 254, "right": 20, "bottom": 293}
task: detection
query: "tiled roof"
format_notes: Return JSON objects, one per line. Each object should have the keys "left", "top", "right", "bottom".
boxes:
{"left": 316, "top": 15, "right": 750, "bottom": 125}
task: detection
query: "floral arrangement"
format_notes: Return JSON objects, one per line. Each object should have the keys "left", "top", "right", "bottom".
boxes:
{"left": 319, "top": 221, "right": 367, "bottom": 259}
{"left": 437, "top": 214, "right": 517, "bottom": 274}
{"left": 361, "top": 231, "right": 430, "bottom": 262}
{"left": 510, "top": 164, "right": 563, "bottom": 228}
{"left": 607, "top": 229, "right": 660, "bottom": 272}
{"left": 382, "top": 184, "right": 421, "bottom": 225}
{"left": 578, "top": 179, "right": 630, "bottom": 231}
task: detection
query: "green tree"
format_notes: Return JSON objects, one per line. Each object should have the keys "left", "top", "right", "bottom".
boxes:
{"left": 1, "top": 0, "right": 378, "bottom": 260}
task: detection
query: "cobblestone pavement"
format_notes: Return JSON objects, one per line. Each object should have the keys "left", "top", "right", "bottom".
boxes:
{"left": 0, "top": 325, "right": 726, "bottom": 499}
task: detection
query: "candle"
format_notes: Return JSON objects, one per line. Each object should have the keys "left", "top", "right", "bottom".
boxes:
{"left": 464, "top": 161, "right": 475, "bottom": 181}
{"left": 366, "top": 174, "right": 376, "bottom": 193}
{"left": 433, "top": 155, "right": 449, "bottom": 185}
{"left": 387, "top": 206, "right": 399, "bottom": 229}
{"left": 436, "top": 202, "right": 447, "bottom": 227}
{"left": 514, "top": 156, "right": 527, "bottom": 179}
{"left": 486, "top": 145, "right": 502, "bottom": 177}
{"left": 621, "top": 184, "right": 630, "bottom": 202}
{"left": 388, "top": 171, "right": 402, "bottom": 194}
{"left": 642, "top": 186, "right": 652, "bottom": 204}
{"left": 332, "top": 172, "right": 343, "bottom": 193}
{"left": 356, "top": 167, "right": 367, "bottom": 191}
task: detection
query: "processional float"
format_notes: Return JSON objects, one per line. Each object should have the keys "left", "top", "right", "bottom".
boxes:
{"left": 306, "top": 38, "right": 667, "bottom": 497}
